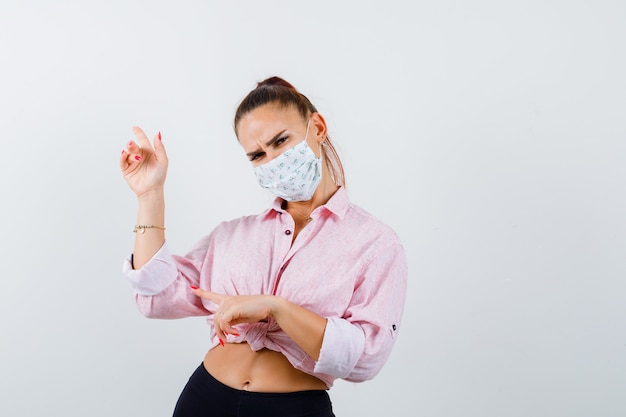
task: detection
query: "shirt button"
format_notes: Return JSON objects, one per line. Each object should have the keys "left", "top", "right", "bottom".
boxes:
{"left": 285, "top": 230, "right": 292, "bottom": 235}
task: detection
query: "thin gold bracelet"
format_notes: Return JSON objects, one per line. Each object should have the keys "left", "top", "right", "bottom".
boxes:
{"left": 133, "top": 224, "right": 166, "bottom": 234}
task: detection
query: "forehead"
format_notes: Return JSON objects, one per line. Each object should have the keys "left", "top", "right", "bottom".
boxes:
{"left": 237, "top": 103, "right": 304, "bottom": 143}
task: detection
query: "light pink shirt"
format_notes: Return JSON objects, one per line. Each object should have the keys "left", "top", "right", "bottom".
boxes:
{"left": 123, "top": 187, "right": 407, "bottom": 388}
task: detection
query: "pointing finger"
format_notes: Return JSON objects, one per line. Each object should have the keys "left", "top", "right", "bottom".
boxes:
{"left": 190, "top": 287, "right": 227, "bottom": 305}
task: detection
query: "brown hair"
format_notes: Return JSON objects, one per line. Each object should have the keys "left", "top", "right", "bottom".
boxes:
{"left": 234, "top": 76, "right": 345, "bottom": 187}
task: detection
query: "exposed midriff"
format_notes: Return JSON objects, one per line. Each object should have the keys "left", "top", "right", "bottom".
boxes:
{"left": 203, "top": 342, "right": 328, "bottom": 392}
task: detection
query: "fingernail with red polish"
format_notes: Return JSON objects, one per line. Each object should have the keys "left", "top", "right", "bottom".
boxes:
{"left": 190, "top": 285, "right": 199, "bottom": 290}
{"left": 135, "top": 155, "right": 141, "bottom": 161}
{"left": 158, "top": 132, "right": 162, "bottom": 140}
{"left": 219, "top": 338, "right": 225, "bottom": 347}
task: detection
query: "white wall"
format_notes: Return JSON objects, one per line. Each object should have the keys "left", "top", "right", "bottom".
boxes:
{"left": 1, "top": 1, "right": 624, "bottom": 416}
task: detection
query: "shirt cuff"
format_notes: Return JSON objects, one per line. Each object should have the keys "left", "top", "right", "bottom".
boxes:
{"left": 313, "top": 317, "right": 365, "bottom": 378}
{"left": 122, "top": 242, "right": 178, "bottom": 296}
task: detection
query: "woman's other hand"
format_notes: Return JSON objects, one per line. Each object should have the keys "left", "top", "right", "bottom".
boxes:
{"left": 120, "top": 126, "right": 168, "bottom": 198}
{"left": 190, "top": 288, "right": 275, "bottom": 342}
{"left": 190, "top": 287, "right": 325, "bottom": 359}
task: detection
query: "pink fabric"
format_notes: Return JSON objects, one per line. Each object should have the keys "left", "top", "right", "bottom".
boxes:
{"left": 123, "top": 187, "right": 407, "bottom": 388}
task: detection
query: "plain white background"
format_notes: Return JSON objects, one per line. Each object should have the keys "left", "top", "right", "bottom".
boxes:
{"left": 1, "top": 1, "right": 625, "bottom": 416}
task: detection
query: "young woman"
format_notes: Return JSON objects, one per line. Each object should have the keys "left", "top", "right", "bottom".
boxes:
{"left": 120, "top": 77, "right": 407, "bottom": 417}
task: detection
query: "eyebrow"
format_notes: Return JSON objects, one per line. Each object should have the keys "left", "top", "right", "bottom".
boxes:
{"left": 245, "top": 129, "right": 288, "bottom": 158}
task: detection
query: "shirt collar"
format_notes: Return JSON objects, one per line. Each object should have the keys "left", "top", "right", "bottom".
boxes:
{"left": 263, "top": 186, "right": 350, "bottom": 220}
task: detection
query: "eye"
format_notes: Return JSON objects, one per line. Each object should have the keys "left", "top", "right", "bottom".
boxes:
{"left": 274, "top": 136, "right": 288, "bottom": 147}
{"left": 249, "top": 152, "right": 265, "bottom": 162}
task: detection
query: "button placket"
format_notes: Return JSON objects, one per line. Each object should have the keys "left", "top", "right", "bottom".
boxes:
{"left": 272, "top": 211, "right": 295, "bottom": 295}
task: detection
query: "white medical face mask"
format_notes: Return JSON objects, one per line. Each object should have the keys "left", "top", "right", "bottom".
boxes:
{"left": 254, "top": 120, "right": 322, "bottom": 202}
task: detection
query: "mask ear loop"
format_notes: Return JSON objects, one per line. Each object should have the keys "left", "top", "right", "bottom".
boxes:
{"left": 318, "top": 133, "right": 326, "bottom": 160}
{"left": 302, "top": 119, "right": 312, "bottom": 144}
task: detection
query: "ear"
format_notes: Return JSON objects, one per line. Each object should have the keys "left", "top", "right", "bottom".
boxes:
{"left": 310, "top": 112, "right": 327, "bottom": 143}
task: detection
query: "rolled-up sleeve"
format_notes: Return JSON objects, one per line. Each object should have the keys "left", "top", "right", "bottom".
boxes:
{"left": 122, "top": 240, "right": 211, "bottom": 319}
{"left": 314, "top": 241, "right": 408, "bottom": 382}
{"left": 123, "top": 243, "right": 179, "bottom": 296}
{"left": 314, "top": 316, "right": 365, "bottom": 377}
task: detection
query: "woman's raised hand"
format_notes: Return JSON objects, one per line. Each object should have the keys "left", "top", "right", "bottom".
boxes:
{"left": 120, "top": 126, "right": 169, "bottom": 198}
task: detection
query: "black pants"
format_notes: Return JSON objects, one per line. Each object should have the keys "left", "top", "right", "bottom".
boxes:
{"left": 172, "top": 364, "right": 335, "bottom": 417}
